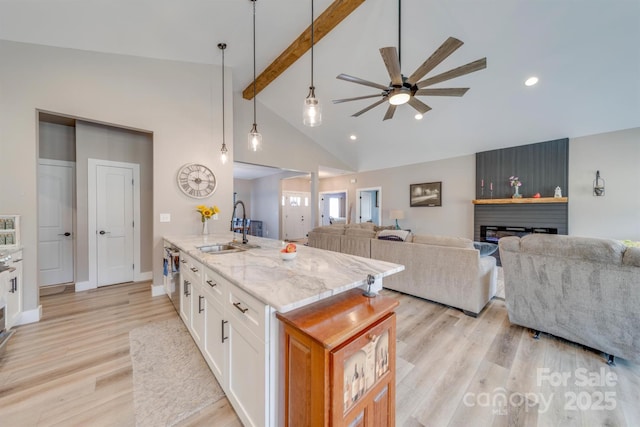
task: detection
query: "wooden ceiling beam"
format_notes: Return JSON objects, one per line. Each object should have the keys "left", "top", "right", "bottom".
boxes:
{"left": 242, "top": 0, "right": 366, "bottom": 100}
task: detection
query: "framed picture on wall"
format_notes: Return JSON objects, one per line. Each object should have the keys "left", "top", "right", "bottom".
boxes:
{"left": 410, "top": 182, "right": 442, "bottom": 207}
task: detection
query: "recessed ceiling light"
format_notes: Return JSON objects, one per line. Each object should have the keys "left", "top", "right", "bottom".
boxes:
{"left": 414, "top": 113, "right": 423, "bottom": 120}
{"left": 525, "top": 76, "right": 539, "bottom": 86}
{"left": 349, "top": 134, "right": 357, "bottom": 141}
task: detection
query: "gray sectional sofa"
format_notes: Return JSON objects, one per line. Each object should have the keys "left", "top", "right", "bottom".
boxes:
{"left": 499, "top": 234, "right": 640, "bottom": 363}
{"left": 307, "top": 224, "right": 498, "bottom": 316}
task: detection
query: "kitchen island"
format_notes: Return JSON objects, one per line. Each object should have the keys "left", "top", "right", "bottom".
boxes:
{"left": 163, "top": 233, "right": 404, "bottom": 426}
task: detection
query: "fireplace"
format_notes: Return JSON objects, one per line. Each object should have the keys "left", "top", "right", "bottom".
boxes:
{"left": 480, "top": 225, "right": 558, "bottom": 265}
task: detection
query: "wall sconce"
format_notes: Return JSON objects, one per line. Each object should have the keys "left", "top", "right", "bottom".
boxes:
{"left": 389, "top": 210, "right": 404, "bottom": 230}
{"left": 593, "top": 170, "right": 605, "bottom": 196}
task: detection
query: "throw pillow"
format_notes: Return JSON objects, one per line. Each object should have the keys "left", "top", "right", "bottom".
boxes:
{"left": 377, "top": 229, "right": 411, "bottom": 241}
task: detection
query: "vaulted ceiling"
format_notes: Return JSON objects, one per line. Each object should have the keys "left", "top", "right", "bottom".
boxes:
{"left": 1, "top": 0, "right": 638, "bottom": 172}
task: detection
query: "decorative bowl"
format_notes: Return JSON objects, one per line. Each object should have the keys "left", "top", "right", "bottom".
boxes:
{"left": 280, "top": 250, "right": 297, "bottom": 261}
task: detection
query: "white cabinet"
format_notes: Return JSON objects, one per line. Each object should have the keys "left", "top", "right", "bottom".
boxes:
{"left": 203, "top": 268, "right": 226, "bottom": 382}
{"left": 225, "top": 284, "right": 269, "bottom": 427}
{"left": 3, "top": 250, "right": 23, "bottom": 329}
{"left": 175, "top": 254, "right": 270, "bottom": 427}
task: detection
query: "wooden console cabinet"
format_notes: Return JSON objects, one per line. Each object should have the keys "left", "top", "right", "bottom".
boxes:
{"left": 277, "top": 288, "right": 399, "bottom": 427}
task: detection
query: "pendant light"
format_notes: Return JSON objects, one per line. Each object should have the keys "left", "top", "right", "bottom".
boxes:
{"left": 248, "top": 0, "right": 262, "bottom": 152}
{"left": 303, "top": 0, "right": 322, "bottom": 127}
{"left": 218, "top": 42, "right": 229, "bottom": 164}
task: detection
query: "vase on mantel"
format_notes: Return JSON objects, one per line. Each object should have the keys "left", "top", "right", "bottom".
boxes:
{"left": 202, "top": 220, "right": 209, "bottom": 235}
{"left": 512, "top": 186, "right": 522, "bottom": 199}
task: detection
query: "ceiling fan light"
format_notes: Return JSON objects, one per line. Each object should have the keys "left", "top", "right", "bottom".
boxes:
{"left": 414, "top": 113, "right": 423, "bottom": 120}
{"left": 388, "top": 88, "right": 411, "bottom": 105}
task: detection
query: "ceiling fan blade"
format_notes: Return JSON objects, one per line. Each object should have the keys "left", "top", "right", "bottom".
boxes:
{"left": 415, "top": 88, "right": 469, "bottom": 97}
{"left": 406, "top": 37, "right": 464, "bottom": 85}
{"left": 332, "top": 94, "right": 383, "bottom": 104}
{"left": 352, "top": 98, "right": 388, "bottom": 117}
{"left": 417, "top": 58, "right": 487, "bottom": 89}
{"left": 383, "top": 104, "right": 397, "bottom": 121}
{"left": 379, "top": 47, "right": 403, "bottom": 86}
{"left": 337, "top": 73, "right": 389, "bottom": 91}
{"left": 408, "top": 97, "right": 432, "bottom": 115}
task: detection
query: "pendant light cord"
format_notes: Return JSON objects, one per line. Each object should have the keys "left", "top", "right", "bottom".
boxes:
{"left": 221, "top": 44, "right": 226, "bottom": 147}
{"left": 252, "top": 0, "right": 257, "bottom": 125}
{"left": 311, "top": 0, "right": 314, "bottom": 88}
{"left": 398, "top": 0, "right": 401, "bottom": 68}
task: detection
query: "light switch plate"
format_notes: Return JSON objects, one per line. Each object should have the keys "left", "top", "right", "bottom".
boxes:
{"left": 160, "top": 213, "right": 171, "bottom": 222}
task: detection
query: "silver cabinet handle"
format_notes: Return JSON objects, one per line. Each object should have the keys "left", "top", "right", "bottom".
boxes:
{"left": 184, "top": 280, "right": 191, "bottom": 296}
{"left": 181, "top": 259, "right": 187, "bottom": 264}
{"left": 190, "top": 267, "right": 198, "bottom": 273}
{"left": 233, "top": 302, "right": 248, "bottom": 314}
{"left": 206, "top": 279, "right": 216, "bottom": 287}
{"left": 198, "top": 295, "right": 204, "bottom": 313}
{"left": 222, "top": 320, "right": 228, "bottom": 343}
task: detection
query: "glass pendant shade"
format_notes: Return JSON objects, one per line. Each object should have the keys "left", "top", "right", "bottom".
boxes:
{"left": 248, "top": 123, "right": 262, "bottom": 152}
{"left": 220, "top": 142, "right": 228, "bottom": 164}
{"left": 303, "top": 87, "right": 322, "bottom": 127}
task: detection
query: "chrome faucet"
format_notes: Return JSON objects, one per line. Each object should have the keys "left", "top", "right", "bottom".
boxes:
{"left": 231, "top": 200, "right": 248, "bottom": 244}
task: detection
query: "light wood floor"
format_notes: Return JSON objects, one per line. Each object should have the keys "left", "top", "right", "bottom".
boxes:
{"left": 1, "top": 282, "right": 638, "bottom": 426}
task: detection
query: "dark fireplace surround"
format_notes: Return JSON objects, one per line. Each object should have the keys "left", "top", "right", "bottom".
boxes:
{"left": 474, "top": 138, "right": 569, "bottom": 265}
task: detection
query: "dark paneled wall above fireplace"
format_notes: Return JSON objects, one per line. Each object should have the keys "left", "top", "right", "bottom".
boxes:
{"left": 476, "top": 138, "right": 568, "bottom": 199}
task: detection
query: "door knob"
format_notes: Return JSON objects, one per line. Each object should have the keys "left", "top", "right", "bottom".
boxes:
{"left": 99, "top": 230, "right": 110, "bottom": 235}
{"left": 58, "top": 232, "right": 71, "bottom": 237}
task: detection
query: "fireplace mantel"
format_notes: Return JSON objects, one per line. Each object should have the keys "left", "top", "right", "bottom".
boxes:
{"left": 472, "top": 197, "right": 568, "bottom": 205}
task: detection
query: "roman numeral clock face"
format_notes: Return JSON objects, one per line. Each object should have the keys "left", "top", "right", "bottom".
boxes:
{"left": 177, "top": 163, "right": 217, "bottom": 199}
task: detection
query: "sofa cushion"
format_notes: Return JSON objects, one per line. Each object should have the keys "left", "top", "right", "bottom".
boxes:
{"left": 473, "top": 241, "right": 499, "bottom": 257}
{"left": 374, "top": 225, "right": 397, "bottom": 232}
{"left": 310, "top": 225, "right": 345, "bottom": 235}
{"left": 519, "top": 234, "right": 626, "bottom": 265}
{"left": 376, "top": 229, "right": 411, "bottom": 242}
{"left": 346, "top": 222, "right": 375, "bottom": 231}
{"left": 345, "top": 228, "right": 377, "bottom": 238}
{"left": 412, "top": 234, "right": 474, "bottom": 249}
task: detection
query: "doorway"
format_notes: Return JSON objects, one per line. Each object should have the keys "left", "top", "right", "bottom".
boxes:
{"left": 38, "top": 159, "right": 75, "bottom": 286}
{"left": 88, "top": 159, "right": 141, "bottom": 287}
{"left": 282, "top": 191, "right": 311, "bottom": 241}
{"left": 356, "top": 187, "right": 381, "bottom": 225}
{"left": 319, "top": 190, "right": 348, "bottom": 225}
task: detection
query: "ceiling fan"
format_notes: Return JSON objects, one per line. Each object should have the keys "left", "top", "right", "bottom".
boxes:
{"left": 333, "top": 0, "right": 487, "bottom": 121}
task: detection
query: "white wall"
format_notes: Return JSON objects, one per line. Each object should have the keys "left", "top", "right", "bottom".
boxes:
{"left": 0, "top": 40, "right": 234, "bottom": 312}
{"left": 569, "top": 127, "right": 640, "bottom": 240}
{"left": 320, "top": 155, "right": 476, "bottom": 238}
{"left": 233, "top": 92, "right": 352, "bottom": 175}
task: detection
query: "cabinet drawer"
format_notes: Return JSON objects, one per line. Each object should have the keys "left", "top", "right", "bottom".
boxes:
{"left": 227, "top": 284, "right": 268, "bottom": 342}
{"left": 203, "top": 267, "right": 226, "bottom": 306}
{"left": 180, "top": 253, "right": 203, "bottom": 281}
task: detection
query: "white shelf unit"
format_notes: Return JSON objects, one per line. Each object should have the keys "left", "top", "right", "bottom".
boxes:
{"left": 0, "top": 215, "right": 20, "bottom": 248}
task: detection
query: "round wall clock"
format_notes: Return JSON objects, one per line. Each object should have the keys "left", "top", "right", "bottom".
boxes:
{"left": 177, "top": 163, "right": 217, "bottom": 199}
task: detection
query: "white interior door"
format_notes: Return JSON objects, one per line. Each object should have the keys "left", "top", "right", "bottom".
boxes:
{"left": 38, "top": 160, "right": 74, "bottom": 286}
{"left": 283, "top": 191, "right": 311, "bottom": 240}
{"left": 359, "top": 192, "right": 373, "bottom": 223}
{"left": 96, "top": 164, "right": 134, "bottom": 286}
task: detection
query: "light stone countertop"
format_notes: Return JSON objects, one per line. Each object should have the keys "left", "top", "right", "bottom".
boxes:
{"left": 164, "top": 233, "right": 404, "bottom": 313}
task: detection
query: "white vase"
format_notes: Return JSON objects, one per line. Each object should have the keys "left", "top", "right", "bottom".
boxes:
{"left": 202, "top": 220, "right": 209, "bottom": 235}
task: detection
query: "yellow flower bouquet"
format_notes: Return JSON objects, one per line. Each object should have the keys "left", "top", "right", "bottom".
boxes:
{"left": 197, "top": 204, "right": 220, "bottom": 223}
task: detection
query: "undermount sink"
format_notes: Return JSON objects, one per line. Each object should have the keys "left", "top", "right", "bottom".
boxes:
{"left": 197, "top": 244, "right": 245, "bottom": 254}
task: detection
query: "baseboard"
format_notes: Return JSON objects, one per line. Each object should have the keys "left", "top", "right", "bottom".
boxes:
{"left": 151, "top": 284, "right": 166, "bottom": 297}
{"left": 136, "top": 271, "right": 153, "bottom": 282}
{"left": 18, "top": 305, "right": 42, "bottom": 325}
{"left": 75, "top": 281, "right": 96, "bottom": 292}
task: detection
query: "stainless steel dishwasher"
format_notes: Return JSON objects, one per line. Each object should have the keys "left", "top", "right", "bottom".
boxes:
{"left": 163, "top": 244, "right": 180, "bottom": 313}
